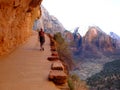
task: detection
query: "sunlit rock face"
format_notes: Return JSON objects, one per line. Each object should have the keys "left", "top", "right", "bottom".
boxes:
{"left": 66, "top": 26, "right": 117, "bottom": 58}
{"left": 0, "top": 0, "right": 42, "bottom": 55}
{"left": 77, "top": 26, "right": 116, "bottom": 58}
{"left": 83, "top": 26, "right": 115, "bottom": 52}
{"left": 33, "top": 6, "right": 65, "bottom": 35}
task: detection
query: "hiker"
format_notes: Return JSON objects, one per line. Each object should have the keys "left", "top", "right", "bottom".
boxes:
{"left": 39, "top": 28, "right": 45, "bottom": 51}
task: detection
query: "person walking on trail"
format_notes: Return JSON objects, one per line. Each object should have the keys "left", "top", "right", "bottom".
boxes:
{"left": 39, "top": 28, "right": 45, "bottom": 51}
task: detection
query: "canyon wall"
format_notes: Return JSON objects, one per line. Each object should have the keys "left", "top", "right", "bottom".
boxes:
{"left": 41, "top": 6, "right": 65, "bottom": 35}
{"left": 33, "top": 6, "right": 65, "bottom": 35}
{"left": 0, "top": 0, "right": 42, "bottom": 55}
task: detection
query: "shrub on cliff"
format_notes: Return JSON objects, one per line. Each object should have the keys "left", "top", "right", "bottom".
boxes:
{"left": 68, "top": 74, "right": 89, "bottom": 90}
{"left": 53, "top": 32, "right": 75, "bottom": 70}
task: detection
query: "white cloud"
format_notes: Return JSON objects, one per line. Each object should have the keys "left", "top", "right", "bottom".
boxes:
{"left": 42, "top": 0, "right": 120, "bottom": 36}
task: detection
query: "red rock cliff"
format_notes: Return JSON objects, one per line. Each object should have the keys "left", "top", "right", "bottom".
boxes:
{"left": 0, "top": 0, "right": 42, "bottom": 55}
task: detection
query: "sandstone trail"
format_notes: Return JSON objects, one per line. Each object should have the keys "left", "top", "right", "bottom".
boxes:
{"left": 0, "top": 31, "right": 60, "bottom": 90}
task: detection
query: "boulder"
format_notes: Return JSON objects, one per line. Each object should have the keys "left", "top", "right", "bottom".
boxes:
{"left": 48, "top": 70, "right": 67, "bottom": 85}
{"left": 51, "top": 61, "right": 64, "bottom": 70}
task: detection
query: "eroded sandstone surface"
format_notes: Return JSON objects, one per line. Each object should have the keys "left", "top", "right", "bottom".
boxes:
{"left": 0, "top": 0, "right": 42, "bottom": 55}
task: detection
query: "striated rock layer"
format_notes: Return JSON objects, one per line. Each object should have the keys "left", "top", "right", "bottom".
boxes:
{"left": 0, "top": 0, "right": 42, "bottom": 55}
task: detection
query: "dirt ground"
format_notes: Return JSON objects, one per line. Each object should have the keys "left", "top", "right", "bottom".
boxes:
{"left": 0, "top": 32, "right": 60, "bottom": 90}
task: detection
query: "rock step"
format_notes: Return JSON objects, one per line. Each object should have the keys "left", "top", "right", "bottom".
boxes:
{"left": 50, "top": 39, "right": 56, "bottom": 46}
{"left": 51, "top": 46, "right": 57, "bottom": 51}
{"left": 51, "top": 51, "right": 59, "bottom": 56}
{"left": 51, "top": 48, "right": 57, "bottom": 51}
{"left": 47, "top": 56, "right": 59, "bottom": 61}
{"left": 48, "top": 36, "right": 69, "bottom": 89}
{"left": 48, "top": 70, "right": 67, "bottom": 85}
{"left": 51, "top": 61, "right": 64, "bottom": 71}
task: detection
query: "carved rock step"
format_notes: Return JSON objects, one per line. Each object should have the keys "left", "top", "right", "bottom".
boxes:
{"left": 48, "top": 70, "right": 67, "bottom": 85}
{"left": 47, "top": 56, "right": 59, "bottom": 61}
{"left": 51, "top": 48, "right": 57, "bottom": 51}
{"left": 51, "top": 61, "right": 64, "bottom": 71}
{"left": 50, "top": 39, "right": 56, "bottom": 46}
{"left": 51, "top": 51, "right": 58, "bottom": 56}
{"left": 51, "top": 46, "right": 57, "bottom": 51}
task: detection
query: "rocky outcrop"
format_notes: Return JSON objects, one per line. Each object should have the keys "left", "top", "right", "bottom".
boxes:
{"left": 71, "top": 26, "right": 120, "bottom": 82}
{"left": 65, "top": 26, "right": 118, "bottom": 58}
{"left": 0, "top": 0, "right": 42, "bottom": 55}
{"left": 33, "top": 6, "right": 65, "bottom": 35}
{"left": 63, "top": 27, "right": 82, "bottom": 49}
{"left": 83, "top": 26, "right": 116, "bottom": 52}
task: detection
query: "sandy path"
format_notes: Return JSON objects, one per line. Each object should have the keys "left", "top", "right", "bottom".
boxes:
{"left": 0, "top": 32, "right": 60, "bottom": 90}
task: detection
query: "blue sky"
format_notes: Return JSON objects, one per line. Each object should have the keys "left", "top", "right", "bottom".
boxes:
{"left": 42, "top": 0, "right": 120, "bottom": 36}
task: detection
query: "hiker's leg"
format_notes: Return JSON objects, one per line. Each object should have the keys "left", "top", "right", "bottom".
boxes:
{"left": 41, "top": 42, "right": 44, "bottom": 51}
{"left": 40, "top": 42, "right": 44, "bottom": 51}
{"left": 40, "top": 42, "right": 42, "bottom": 50}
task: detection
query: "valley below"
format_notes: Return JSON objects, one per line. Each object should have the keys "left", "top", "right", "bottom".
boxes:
{"left": 72, "top": 54, "right": 120, "bottom": 90}
{"left": 73, "top": 56, "right": 117, "bottom": 80}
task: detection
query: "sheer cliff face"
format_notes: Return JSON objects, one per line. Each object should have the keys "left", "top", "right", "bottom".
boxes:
{"left": 0, "top": 0, "right": 42, "bottom": 55}
{"left": 33, "top": 6, "right": 65, "bottom": 35}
